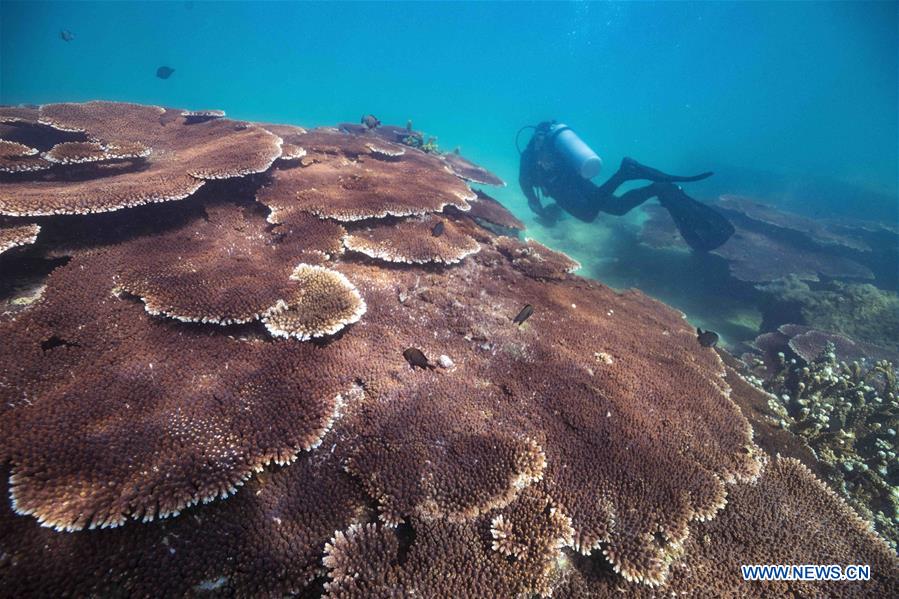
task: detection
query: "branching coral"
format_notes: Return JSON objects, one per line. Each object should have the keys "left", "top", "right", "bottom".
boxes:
{"left": 744, "top": 339, "right": 899, "bottom": 550}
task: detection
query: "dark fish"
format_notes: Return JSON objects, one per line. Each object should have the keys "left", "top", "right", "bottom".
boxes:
{"left": 696, "top": 327, "right": 719, "bottom": 348}
{"left": 431, "top": 221, "right": 445, "bottom": 237}
{"left": 403, "top": 347, "right": 435, "bottom": 370}
{"left": 60, "top": 30, "right": 75, "bottom": 42}
{"left": 156, "top": 66, "right": 175, "bottom": 79}
{"left": 512, "top": 304, "right": 534, "bottom": 326}
{"left": 361, "top": 114, "right": 381, "bottom": 129}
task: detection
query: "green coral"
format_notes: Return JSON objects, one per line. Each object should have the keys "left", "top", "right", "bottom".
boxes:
{"left": 752, "top": 343, "right": 899, "bottom": 550}
{"left": 421, "top": 136, "right": 439, "bottom": 154}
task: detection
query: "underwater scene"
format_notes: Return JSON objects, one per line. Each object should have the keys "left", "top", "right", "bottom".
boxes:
{"left": 0, "top": 0, "right": 897, "bottom": 596}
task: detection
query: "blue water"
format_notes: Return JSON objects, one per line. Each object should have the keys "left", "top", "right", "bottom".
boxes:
{"left": 2, "top": 0, "right": 897, "bottom": 345}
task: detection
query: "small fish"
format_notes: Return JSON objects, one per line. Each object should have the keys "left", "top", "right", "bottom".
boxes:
{"left": 403, "top": 347, "right": 435, "bottom": 370}
{"left": 431, "top": 221, "right": 445, "bottom": 237}
{"left": 696, "top": 327, "right": 719, "bottom": 348}
{"left": 60, "top": 30, "right": 75, "bottom": 42}
{"left": 512, "top": 304, "right": 534, "bottom": 326}
{"left": 156, "top": 66, "right": 175, "bottom": 79}
{"left": 361, "top": 114, "right": 381, "bottom": 129}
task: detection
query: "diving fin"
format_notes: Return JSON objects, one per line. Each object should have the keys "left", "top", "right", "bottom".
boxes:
{"left": 657, "top": 186, "right": 735, "bottom": 252}
{"left": 621, "top": 157, "right": 713, "bottom": 183}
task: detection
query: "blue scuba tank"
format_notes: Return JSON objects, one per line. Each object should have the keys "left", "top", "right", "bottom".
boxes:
{"left": 548, "top": 123, "right": 603, "bottom": 179}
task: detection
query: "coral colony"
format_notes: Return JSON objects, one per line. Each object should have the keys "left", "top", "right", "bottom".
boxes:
{"left": 0, "top": 102, "right": 897, "bottom": 596}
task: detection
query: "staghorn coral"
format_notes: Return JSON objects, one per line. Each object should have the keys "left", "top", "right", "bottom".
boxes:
{"left": 343, "top": 214, "right": 481, "bottom": 265}
{"left": 0, "top": 223, "right": 40, "bottom": 256}
{"left": 0, "top": 101, "right": 283, "bottom": 216}
{"left": 257, "top": 128, "right": 475, "bottom": 223}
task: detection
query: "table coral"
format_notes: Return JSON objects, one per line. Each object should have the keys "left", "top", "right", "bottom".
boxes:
{"left": 0, "top": 102, "right": 895, "bottom": 597}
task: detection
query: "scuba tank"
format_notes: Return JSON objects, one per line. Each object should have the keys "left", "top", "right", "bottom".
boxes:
{"left": 548, "top": 123, "right": 603, "bottom": 179}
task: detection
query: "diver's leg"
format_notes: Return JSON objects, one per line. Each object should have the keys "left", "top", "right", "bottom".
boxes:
{"left": 619, "top": 157, "right": 713, "bottom": 183}
{"left": 597, "top": 158, "right": 714, "bottom": 196}
{"left": 600, "top": 182, "right": 666, "bottom": 216}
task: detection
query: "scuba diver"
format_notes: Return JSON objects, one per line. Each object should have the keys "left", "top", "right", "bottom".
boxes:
{"left": 518, "top": 121, "right": 734, "bottom": 252}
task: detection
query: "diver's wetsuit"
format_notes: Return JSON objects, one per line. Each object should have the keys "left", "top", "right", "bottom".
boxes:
{"left": 519, "top": 121, "right": 734, "bottom": 251}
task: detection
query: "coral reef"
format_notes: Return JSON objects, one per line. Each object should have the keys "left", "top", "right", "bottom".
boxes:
{"left": 760, "top": 276, "right": 899, "bottom": 354}
{"left": 0, "top": 222, "right": 40, "bottom": 256}
{"left": 494, "top": 236, "right": 582, "bottom": 279}
{"left": 441, "top": 150, "right": 506, "bottom": 186}
{"left": 343, "top": 214, "right": 481, "bottom": 265}
{"left": 743, "top": 336, "right": 899, "bottom": 550}
{"left": 112, "top": 203, "right": 348, "bottom": 328}
{"left": 257, "top": 128, "right": 474, "bottom": 223}
{"left": 452, "top": 189, "right": 525, "bottom": 235}
{"left": 0, "top": 101, "right": 282, "bottom": 216}
{"left": 559, "top": 455, "right": 898, "bottom": 597}
{"left": 717, "top": 194, "right": 872, "bottom": 252}
{"left": 0, "top": 101, "right": 896, "bottom": 596}
{"left": 639, "top": 199, "right": 877, "bottom": 283}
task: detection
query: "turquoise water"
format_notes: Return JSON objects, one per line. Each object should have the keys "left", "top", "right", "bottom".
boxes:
{"left": 3, "top": 0, "right": 897, "bottom": 345}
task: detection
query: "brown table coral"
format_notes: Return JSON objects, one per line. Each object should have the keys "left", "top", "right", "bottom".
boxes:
{"left": 0, "top": 102, "right": 895, "bottom": 597}
{"left": 639, "top": 201, "right": 875, "bottom": 283}
{"left": 0, "top": 222, "right": 40, "bottom": 256}
{"left": 343, "top": 214, "right": 481, "bottom": 265}
{"left": 257, "top": 128, "right": 475, "bottom": 223}
{"left": 0, "top": 101, "right": 283, "bottom": 216}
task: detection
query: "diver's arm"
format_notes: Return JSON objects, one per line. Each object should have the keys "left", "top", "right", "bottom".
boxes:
{"left": 519, "top": 148, "right": 548, "bottom": 217}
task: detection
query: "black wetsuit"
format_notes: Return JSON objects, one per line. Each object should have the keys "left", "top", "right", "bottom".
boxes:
{"left": 519, "top": 121, "right": 734, "bottom": 251}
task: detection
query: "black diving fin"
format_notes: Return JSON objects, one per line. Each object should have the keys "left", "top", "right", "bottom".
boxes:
{"left": 621, "top": 157, "right": 713, "bottom": 183}
{"left": 657, "top": 186, "right": 735, "bottom": 252}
